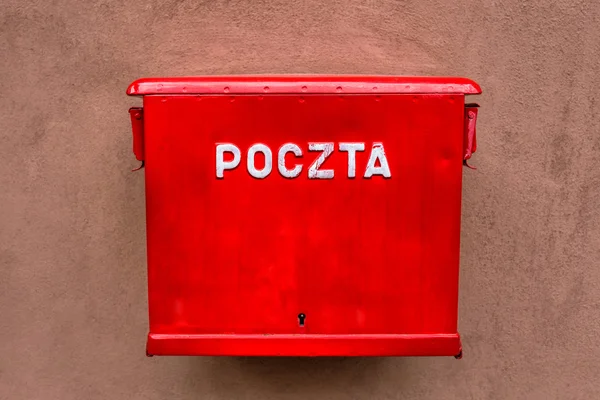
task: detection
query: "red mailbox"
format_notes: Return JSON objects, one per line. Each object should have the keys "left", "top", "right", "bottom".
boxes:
{"left": 127, "top": 76, "right": 481, "bottom": 357}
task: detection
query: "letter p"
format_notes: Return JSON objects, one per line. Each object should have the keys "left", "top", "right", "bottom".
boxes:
{"left": 216, "top": 143, "right": 241, "bottom": 178}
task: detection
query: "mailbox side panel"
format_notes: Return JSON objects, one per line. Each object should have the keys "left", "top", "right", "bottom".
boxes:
{"left": 142, "top": 94, "right": 464, "bottom": 356}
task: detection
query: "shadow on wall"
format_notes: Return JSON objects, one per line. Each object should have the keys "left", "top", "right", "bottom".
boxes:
{"left": 184, "top": 356, "right": 403, "bottom": 396}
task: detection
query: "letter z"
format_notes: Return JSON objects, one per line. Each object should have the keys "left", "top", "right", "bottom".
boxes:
{"left": 308, "top": 142, "right": 334, "bottom": 179}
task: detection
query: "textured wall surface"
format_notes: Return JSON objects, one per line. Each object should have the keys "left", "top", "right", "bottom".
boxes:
{"left": 1, "top": 1, "right": 599, "bottom": 399}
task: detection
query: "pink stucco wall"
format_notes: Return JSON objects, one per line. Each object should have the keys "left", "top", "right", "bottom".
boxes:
{"left": 1, "top": 0, "right": 599, "bottom": 398}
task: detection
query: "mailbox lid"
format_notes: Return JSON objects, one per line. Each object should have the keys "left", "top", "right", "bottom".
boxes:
{"left": 127, "top": 75, "right": 481, "bottom": 96}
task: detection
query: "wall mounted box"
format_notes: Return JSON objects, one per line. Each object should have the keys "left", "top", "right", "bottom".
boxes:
{"left": 127, "top": 76, "right": 481, "bottom": 357}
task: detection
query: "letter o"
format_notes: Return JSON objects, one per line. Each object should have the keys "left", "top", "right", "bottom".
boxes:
{"left": 247, "top": 143, "right": 272, "bottom": 179}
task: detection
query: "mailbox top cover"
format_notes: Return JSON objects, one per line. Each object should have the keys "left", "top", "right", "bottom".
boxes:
{"left": 126, "top": 75, "right": 482, "bottom": 96}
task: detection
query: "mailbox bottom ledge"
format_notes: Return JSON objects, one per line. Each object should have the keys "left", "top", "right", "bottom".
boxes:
{"left": 146, "top": 333, "right": 462, "bottom": 357}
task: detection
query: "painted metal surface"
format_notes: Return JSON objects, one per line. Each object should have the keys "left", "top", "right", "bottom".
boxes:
{"left": 463, "top": 104, "right": 479, "bottom": 169}
{"left": 127, "top": 75, "right": 481, "bottom": 95}
{"left": 128, "top": 76, "right": 481, "bottom": 357}
{"left": 128, "top": 107, "right": 144, "bottom": 159}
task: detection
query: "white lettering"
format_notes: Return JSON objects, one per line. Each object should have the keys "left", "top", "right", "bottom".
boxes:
{"left": 216, "top": 143, "right": 241, "bottom": 178}
{"left": 247, "top": 143, "right": 272, "bottom": 179}
{"left": 364, "top": 142, "right": 391, "bottom": 178}
{"left": 216, "top": 142, "right": 392, "bottom": 179}
{"left": 339, "top": 142, "right": 365, "bottom": 178}
{"left": 308, "top": 142, "right": 334, "bottom": 179}
{"left": 278, "top": 143, "right": 303, "bottom": 178}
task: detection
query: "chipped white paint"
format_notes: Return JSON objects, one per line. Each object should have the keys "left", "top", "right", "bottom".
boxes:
{"left": 308, "top": 142, "right": 334, "bottom": 179}
{"left": 216, "top": 143, "right": 241, "bottom": 178}
{"left": 339, "top": 142, "right": 365, "bottom": 178}
{"left": 364, "top": 142, "right": 391, "bottom": 178}
{"left": 278, "top": 143, "right": 303, "bottom": 178}
{"left": 247, "top": 143, "right": 272, "bottom": 179}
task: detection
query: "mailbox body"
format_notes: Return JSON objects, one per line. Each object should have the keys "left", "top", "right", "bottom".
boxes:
{"left": 127, "top": 76, "right": 481, "bottom": 357}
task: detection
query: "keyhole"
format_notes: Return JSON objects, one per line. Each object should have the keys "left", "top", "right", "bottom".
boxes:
{"left": 298, "top": 313, "right": 306, "bottom": 327}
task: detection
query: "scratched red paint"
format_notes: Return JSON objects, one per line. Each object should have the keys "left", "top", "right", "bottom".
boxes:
{"left": 127, "top": 76, "right": 481, "bottom": 357}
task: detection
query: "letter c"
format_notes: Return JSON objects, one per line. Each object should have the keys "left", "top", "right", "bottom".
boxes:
{"left": 278, "top": 143, "right": 303, "bottom": 178}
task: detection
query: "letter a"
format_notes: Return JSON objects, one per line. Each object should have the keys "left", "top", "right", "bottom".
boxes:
{"left": 364, "top": 143, "right": 391, "bottom": 178}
